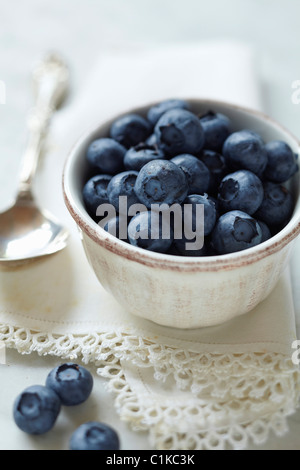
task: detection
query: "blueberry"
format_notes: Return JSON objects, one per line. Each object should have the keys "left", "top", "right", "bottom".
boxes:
{"left": 254, "top": 181, "right": 294, "bottom": 226}
{"left": 124, "top": 143, "right": 165, "bottom": 171}
{"left": 222, "top": 130, "right": 268, "bottom": 176}
{"left": 211, "top": 210, "right": 263, "bottom": 255}
{"left": 146, "top": 133, "right": 158, "bottom": 146}
{"left": 134, "top": 160, "right": 188, "bottom": 208}
{"left": 155, "top": 109, "right": 205, "bottom": 156}
{"left": 208, "top": 195, "right": 221, "bottom": 218}
{"left": 170, "top": 194, "right": 216, "bottom": 256}
{"left": 86, "top": 138, "right": 126, "bottom": 175}
{"left": 257, "top": 220, "right": 271, "bottom": 242}
{"left": 171, "top": 154, "right": 210, "bottom": 194}
{"left": 173, "top": 235, "right": 208, "bottom": 257}
{"left": 110, "top": 113, "right": 151, "bottom": 148}
{"left": 264, "top": 140, "right": 298, "bottom": 183}
{"left": 198, "top": 149, "right": 227, "bottom": 194}
{"left": 147, "top": 99, "right": 190, "bottom": 126}
{"left": 83, "top": 174, "right": 112, "bottom": 219}
{"left": 69, "top": 421, "right": 120, "bottom": 450}
{"left": 107, "top": 170, "right": 140, "bottom": 214}
{"left": 183, "top": 194, "right": 217, "bottom": 236}
{"left": 13, "top": 385, "right": 61, "bottom": 435}
{"left": 46, "top": 363, "right": 93, "bottom": 407}
{"left": 199, "top": 111, "right": 231, "bottom": 152}
{"left": 218, "top": 170, "right": 264, "bottom": 215}
{"left": 127, "top": 210, "right": 173, "bottom": 253}
{"left": 166, "top": 242, "right": 183, "bottom": 256}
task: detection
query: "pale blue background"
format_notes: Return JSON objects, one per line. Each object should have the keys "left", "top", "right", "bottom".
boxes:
{"left": 0, "top": 0, "right": 300, "bottom": 450}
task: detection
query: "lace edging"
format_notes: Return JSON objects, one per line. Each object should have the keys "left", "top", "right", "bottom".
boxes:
{"left": 1, "top": 322, "right": 299, "bottom": 450}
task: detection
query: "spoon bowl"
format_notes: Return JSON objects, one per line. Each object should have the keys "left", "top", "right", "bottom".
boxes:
{"left": 0, "top": 196, "right": 68, "bottom": 266}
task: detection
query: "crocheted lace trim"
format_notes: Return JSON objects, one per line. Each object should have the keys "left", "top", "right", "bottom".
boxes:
{"left": 1, "top": 323, "right": 299, "bottom": 450}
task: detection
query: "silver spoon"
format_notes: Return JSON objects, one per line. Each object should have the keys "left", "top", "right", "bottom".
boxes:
{"left": 0, "top": 53, "right": 69, "bottom": 267}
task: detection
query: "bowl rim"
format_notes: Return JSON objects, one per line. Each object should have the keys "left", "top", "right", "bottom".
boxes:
{"left": 62, "top": 98, "right": 300, "bottom": 272}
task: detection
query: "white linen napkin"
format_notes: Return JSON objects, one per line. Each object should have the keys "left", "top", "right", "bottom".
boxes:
{"left": 0, "top": 41, "right": 299, "bottom": 450}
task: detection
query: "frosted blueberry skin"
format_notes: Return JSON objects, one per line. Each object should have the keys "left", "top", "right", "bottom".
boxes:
{"left": 171, "top": 194, "right": 216, "bottom": 256}
{"left": 70, "top": 421, "right": 120, "bottom": 451}
{"left": 211, "top": 210, "right": 263, "bottom": 255}
{"left": 107, "top": 170, "right": 140, "bottom": 214}
{"left": 264, "top": 140, "right": 298, "bottom": 183}
{"left": 145, "top": 133, "right": 158, "bottom": 146}
{"left": 222, "top": 129, "right": 268, "bottom": 176}
{"left": 171, "top": 154, "right": 210, "bottom": 194}
{"left": 154, "top": 109, "right": 205, "bottom": 156}
{"left": 218, "top": 170, "right": 264, "bottom": 215}
{"left": 86, "top": 138, "right": 126, "bottom": 175}
{"left": 127, "top": 211, "right": 173, "bottom": 253}
{"left": 183, "top": 194, "right": 217, "bottom": 236}
{"left": 13, "top": 385, "right": 61, "bottom": 435}
{"left": 124, "top": 143, "right": 165, "bottom": 172}
{"left": 199, "top": 111, "right": 231, "bottom": 152}
{"left": 110, "top": 113, "right": 151, "bottom": 148}
{"left": 46, "top": 363, "right": 93, "bottom": 407}
{"left": 198, "top": 149, "right": 227, "bottom": 194}
{"left": 83, "top": 174, "right": 112, "bottom": 219}
{"left": 147, "top": 99, "right": 190, "bottom": 126}
{"left": 134, "top": 159, "right": 188, "bottom": 208}
{"left": 254, "top": 181, "right": 294, "bottom": 226}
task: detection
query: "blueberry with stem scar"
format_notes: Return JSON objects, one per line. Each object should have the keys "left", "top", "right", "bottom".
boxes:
{"left": 134, "top": 159, "right": 188, "bottom": 208}
{"left": 155, "top": 109, "right": 205, "bottom": 156}
{"left": 46, "top": 363, "right": 93, "bottom": 406}
{"left": 13, "top": 385, "right": 61, "bottom": 434}
{"left": 211, "top": 210, "right": 262, "bottom": 255}
{"left": 218, "top": 170, "right": 263, "bottom": 215}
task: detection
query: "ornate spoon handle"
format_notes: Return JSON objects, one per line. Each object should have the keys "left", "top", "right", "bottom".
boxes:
{"left": 18, "top": 53, "right": 69, "bottom": 198}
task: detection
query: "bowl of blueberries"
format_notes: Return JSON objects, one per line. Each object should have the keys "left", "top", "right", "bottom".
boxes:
{"left": 63, "top": 98, "right": 300, "bottom": 328}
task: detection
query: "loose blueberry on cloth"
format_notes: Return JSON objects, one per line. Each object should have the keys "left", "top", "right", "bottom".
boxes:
{"left": 46, "top": 363, "right": 94, "bottom": 406}
{"left": 13, "top": 363, "right": 120, "bottom": 450}
{"left": 1, "top": 43, "right": 300, "bottom": 451}
{"left": 69, "top": 421, "right": 120, "bottom": 451}
{"left": 13, "top": 385, "right": 61, "bottom": 435}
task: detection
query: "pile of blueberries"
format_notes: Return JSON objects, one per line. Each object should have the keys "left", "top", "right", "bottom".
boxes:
{"left": 13, "top": 362, "right": 120, "bottom": 450}
{"left": 82, "top": 99, "right": 298, "bottom": 256}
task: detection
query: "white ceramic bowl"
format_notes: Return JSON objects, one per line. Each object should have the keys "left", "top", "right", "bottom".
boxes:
{"left": 63, "top": 99, "right": 300, "bottom": 329}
